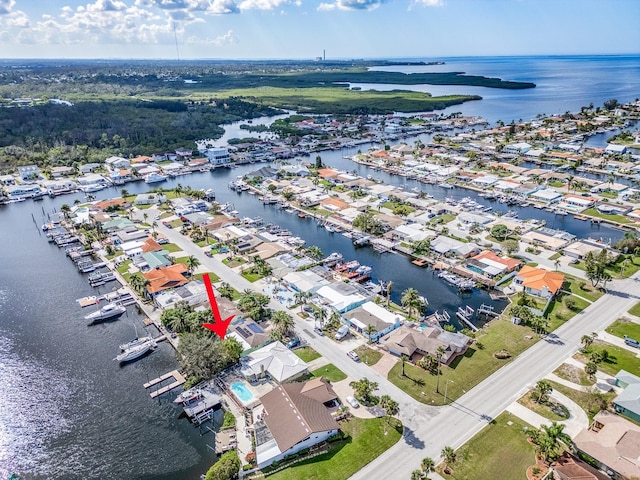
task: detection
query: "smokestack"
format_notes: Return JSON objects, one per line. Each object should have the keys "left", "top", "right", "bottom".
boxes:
{"left": 323, "top": 49, "right": 326, "bottom": 61}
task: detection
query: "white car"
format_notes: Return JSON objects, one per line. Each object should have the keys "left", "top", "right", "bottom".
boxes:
{"left": 346, "top": 396, "right": 359, "bottom": 408}
{"left": 347, "top": 350, "right": 360, "bottom": 362}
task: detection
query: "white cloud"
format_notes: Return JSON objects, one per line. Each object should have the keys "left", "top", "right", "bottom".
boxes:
{"left": 411, "top": 0, "right": 444, "bottom": 6}
{"left": 0, "top": 0, "right": 15, "bottom": 15}
{"left": 237, "top": 0, "right": 296, "bottom": 10}
{"left": 206, "top": 0, "right": 239, "bottom": 14}
{"left": 186, "top": 28, "right": 234, "bottom": 45}
{"left": 317, "top": 0, "right": 386, "bottom": 11}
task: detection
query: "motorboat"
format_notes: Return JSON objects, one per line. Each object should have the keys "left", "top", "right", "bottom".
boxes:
{"left": 85, "top": 303, "right": 126, "bottom": 322}
{"left": 144, "top": 173, "right": 168, "bottom": 184}
{"left": 115, "top": 339, "right": 156, "bottom": 363}
{"left": 119, "top": 336, "right": 153, "bottom": 351}
{"left": 173, "top": 387, "right": 203, "bottom": 405}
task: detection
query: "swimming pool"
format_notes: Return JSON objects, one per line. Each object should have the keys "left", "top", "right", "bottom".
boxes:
{"left": 230, "top": 381, "right": 254, "bottom": 403}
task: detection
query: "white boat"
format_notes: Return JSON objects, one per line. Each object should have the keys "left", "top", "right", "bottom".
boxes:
{"left": 84, "top": 303, "right": 126, "bottom": 322}
{"left": 115, "top": 339, "right": 156, "bottom": 363}
{"left": 144, "top": 173, "right": 168, "bottom": 184}
{"left": 173, "top": 388, "right": 203, "bottom": 405}
{"left": 119, "top": 336, "right": 152, "bottom": 351}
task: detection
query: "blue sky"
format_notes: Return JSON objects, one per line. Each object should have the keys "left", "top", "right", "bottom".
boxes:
{"left": 0, "top": 0, "right": 638, "bottom": 59}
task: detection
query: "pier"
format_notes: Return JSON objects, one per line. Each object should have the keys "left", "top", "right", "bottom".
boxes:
{"left": 143, "top": 369, "right": 186, "bottom": 398}
{"left": 456, "top": 305, "right": 479, "bottom": 332}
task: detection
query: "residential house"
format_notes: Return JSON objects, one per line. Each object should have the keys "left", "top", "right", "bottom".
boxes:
{"left": 530, "top": 188, "right": 563, "bottom": 204}
{"left": 241, "top": 341, "right": 309, "bottom": 384}
{"left": 206, "top": 147, "right": 230, "bottom": 165}
{"left": 102, "top": 217, "right": 136, "bottom": 233}
{"left": 430, "top": 236, "right": 480, "bottom": 257}
{"left": 134, "top": 193, "right": 167, "bottom": 205}
{"left": 564, "top": 240, "right": 606, "bottom": 260}
{"left": 573, "top": 410, "right": 640, "bottom": 480}
{"left": 255, "top": 379, "right": 339, "bottom": 468}
{"left": 381, "top": 325, "right": 470, "bottom": 365}
{"left": 0, "top": 174, "right": 15, "bottom": 186}
{"left": 154, "top": 280, "right": 208, "bottom": 309}
{"left": 283, "top": 269, "right": 332, "bottom": 294}
{"left": 390, "top": 223, "right": 433, "bottom": 243}
{"left": 521, "top": 227, "right": 575, "bottom": 251}
{"left": 5, "top": 184, "right": 42, "bottom": 199}
{"left": 513, "top": 265, "right": 565, "bottom": 299}
{"left": 315, "top": 282, "right": 373, "bottom": 314}
{"left": 552, "top": 452, "right": 610, "bottom": 480}
{"left": 467, "top": 250, "right": 522, "bottom": 278}
{"left": 142, "top": 264, "right": 189, "bottom": 297}
{"left": 105, "top": 156, "right": 131, "bottom": 170}
{"left": 50, "top": 166, "right": 75, "bottom": 178}
{"left": 342, "top": 301, "right": 405, "bottom": 342}
{"left": 613, "top": 370, "right": 640, "bottom": 423}
{"left": 228, "top": 316, "right": 270, "bottom": 351}
{"left": 17, "top": 165, "right": 39, "bottom": 181}
{"left": 78, "top": 163, "right": 101, "bottom": 174}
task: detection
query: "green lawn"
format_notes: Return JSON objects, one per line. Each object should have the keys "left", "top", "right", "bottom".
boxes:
{"left": 545, "top": 293, "right": 590, "bottom": 331}
{"left": 562, "top": 274, "right": 604, "bottom": 303}
{"left": 311, "top": 364, "right": 347, "bottom": 383}
{"left": 161, "top": 243, "right": 183, "bottom": 253}
{"left": 116, "top": 260, "right": 132, "bottom": 274}
{"left": 436, "top": 413, "right": 535, "bottom": 480}
{"left": 582, "top": 207, "right": 634, "bottom": 225}
{"left": 294, "top": 346, "right": 322, "bottom": 363}
{"left": 388, "top": 318, "right": 538, "bottom": 405}
{"left": 548, "top": 381, "right": 615, "bottom": 422}
{"left": 430, "top": 213, "right": 456, "bottom": 225}
{"left": 265, "top": 417, "right": 402, "bottom": 480}
{"left": 629, "top": 302, "right": 640, "bottom": 317}
{"left": 517, "top": 392, "right": 569, "bottom": 422}
{"left": 606, "top": 318, "right": 640, "bottom": 341}
{"left": 576, "top": 340, "right": 640, "bottom": 377}
{"left": 193, "top": 271, "right": 220, "bottom": 283}
{"left": 241, "top": 271, "right": 262, "bottom": 283}
{"left": 354, "top": 346, "right": 383, "bottom": 366}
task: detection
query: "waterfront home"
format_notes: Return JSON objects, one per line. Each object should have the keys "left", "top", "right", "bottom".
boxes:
{"left": 563, "top": 240, "right": 607, "bottom": 260}
{"left": 591, "top": 182, "right": 629, "bottom": 195}
{"left": 342, "top": 301, "right": 405, "bottom": 342}
{"left": 390, "top": 223, "right": 433, "bottom": 243}
{"left": 466, "top": 250, "right": 522, "bottom": 278}
{"left": 558, "top": 194, "right": 597, "bottom": 212}
{"left": 115, "top": 229, "right": 150, "bottom": 244}
{"left": 5, "top": 184, "right": 43, "bottom": 199}
{"left": 573, "top": 411, "right": 640, "bottom": 480}
{"left": 78, "top": 163, "right": 101, "bottom": 174}
{"left": 17, "top": 164, "right": 39, "bottom": 181}
{"left": 255, "top": 379, "right": 339, "bottom": 468}
{"left": 0, "top": 174, "right": 15, "bottom": 186}
{"left": 605, "top": 143, "right": 627, "bottom": 155}
{"left": 315, "top": 282, "right": 372, "bottom": 314}
{"left": 105, "top": 156, "right": 130, "bottom": 170}
{"left": 552, "top": 452, "right": 610, "bottom": 480}
{"left": 430, "top": 236, "right": 480, "bottom": 258}
{"left": 102, "top": 217, "right": 136, "bottom": 233}
{"left": 42, "top": 179, "right": 77, "bottom": 195}
{"left": 530, "top": 188, "right": 563, "bottom": 204}
{"left": 381, "top": 325, "right": 470, "bottom": 365}
{"left": 50, "top": 166, "right": 75, "bottom": 178}
{"left": 140, "top": 251, "right": 172, "bottom": 270}
{"left": 283, "top": 269, "right": 332, "bottom": 295}
{"left": 134, "top": 193, "right": 166, "bottom": 205}
{"left": 142, "top": 264, "right": 189, "bottom": 297}
{"left": 513, "top": 265, "right": 564, "bottom": 299}
{"left": 159, "top": 162, "right": 183, "bottom": 176}
{"left": 130, "top": 155, "right": 154, "bottom": 164}
{"left": 120, "top": 240, "right": 145, "bottom": 259}
{"left": 503, "top": 142, "right": 531, "bottom": 154}
{"left": 241, "top": 341, "right": 309, "bottom": 384}
{"left": 109, "top": 169, "right": 134, "bottom": 184}
{"left": 154, "top": 280, "right": 208, "bottom": 309}
{"left": 228, "top": 316, "right": 269, "bottom": 351}
{"left": 596, "top": 203, "right": 630, "bottom": 215}
{"left": 613, "top": 370, "right": 640, "bottom": 423}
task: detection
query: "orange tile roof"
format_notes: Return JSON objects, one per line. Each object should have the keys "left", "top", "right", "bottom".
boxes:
{"left": 130, "top": 155, "right": 153, "bottom": 164}
{"left": 320, "top": 197, "right": 349, "bottom": 210}
{"left": 472, "top": 250, "right": 522, "bottom": 270}
{"left": 142, "top": 264, "right": 188, "bottom": 294}
{"left": 141, "top": 237, "right": 162, "bottom": 253}
{"left": 317, "top": 168, "right": 340, "bottom": 179}
{"left": 92, "top": 198, "right": 125, "bottom": 212}
{"left": 516, "top": 265, "right": 565, "bottom": 294}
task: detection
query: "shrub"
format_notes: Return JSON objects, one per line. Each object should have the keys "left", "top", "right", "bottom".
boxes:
{"left": 564, "top": 297, "right": 577, "bottom": 310}
{"left": 494, "top": 350, "right": 512, "bottom": 359}
{"left": 205, "top": 450, "right": 241, "bottom": 480}
{"left": 222, "top": 411, "right": 236, "bottom": 428}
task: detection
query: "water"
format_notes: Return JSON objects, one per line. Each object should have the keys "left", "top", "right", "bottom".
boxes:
{"left": 1, "top": 55, "right": 638, "bottom": 479}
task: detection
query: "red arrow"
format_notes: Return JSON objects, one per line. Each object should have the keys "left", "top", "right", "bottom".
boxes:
{"left": 201, "top": 273, "right": 234, "bottom": 340}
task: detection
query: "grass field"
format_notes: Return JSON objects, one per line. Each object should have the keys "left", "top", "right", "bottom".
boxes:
{"left": 389, "top": 318, "right": 538, "bottom": 405}
{"left": 241, "top": 271, "right": 262, "bottom": 282}
{"left": 212, "top": 86, "right": 479, "bottom": 114}
{"left": 546, "top": 293, "right": 590, "bottom": 331}
{"left": 548, "top": 381, "right": 615, "bottom": 422}
{"left": 629, "top": 302, "right": 640, "bottom": 317}
{"left": 193, "top": 271, "right": 220, "bottom": 283}
{"left": 562, "top": 274, "right": 604, "bottom": 303}
{"left": 265, "top": 417, "right": 402, "bottom": 480}
{"left": 294, "top": 346, "right": 322, "bottom": 363}
{"left": 354, "top": 346, "right": 383, "bottom": 366}
{"left": 605, "top": 318, "right": 640, "bottom": 341}
{"left": 435, "top": 413, "right": 535, "bottom": 480}
{"left": 517, "top": 392, "right": 569, "bottom": 421}
{"left": 553, "top": 363, "right": 595, "bottom": 386}
{"left": 161, "top": 242, "right": 182, "bottom": 253}
{"left": 575, "top": 340, "right": 640, "bottom": 377}
{"left": 311, "top": 363, "right": 347, "bottom": 383}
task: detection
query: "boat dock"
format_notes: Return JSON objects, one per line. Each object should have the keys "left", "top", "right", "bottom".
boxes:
{"left": 456, "top": 305, "right": 479, "bottom": 332}
{"left": 183, "top": 389, "right": 222, "bottom": 425}
{"left": 144, "top": 369, "right": 186, "bottom": 398}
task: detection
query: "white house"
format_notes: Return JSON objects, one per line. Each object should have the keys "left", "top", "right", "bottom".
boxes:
{"left": 315, "top": 282, "right": 372, "bottom": 313}
{"left": 241, "top": 341, "right": 309, "bottom": 383}
{"left": 503, "top": 142, "right": 531, "bottom": 154}
{"left": 17, "top": 165, "right": 39, "bottom": 181}
{"left": 206, "top": 147, "right": 230, "bottom": 165}
{"left": 342, "top": 301, "right": 405, "bottom": 342}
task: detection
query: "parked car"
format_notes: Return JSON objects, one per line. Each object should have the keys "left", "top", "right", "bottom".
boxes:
{"left": 347, "top": 350, "right": 360, "bottom": 362}
{"left": 346, "top": 396, "right": 359, "bottom": 408}
{"left": 286, "top": 338, "right": 301, "bottom": 349}
{"left": 313, "top": 326, "right": 325, "bottom": 336}
{"left": 625, "top": 336, "right": 640, "bottom": 348}
{"left": 303, "top": 305, "right": 314, "bottom": 313}
{"left": 335, "top": 325, "right": 349, "bottom": 341}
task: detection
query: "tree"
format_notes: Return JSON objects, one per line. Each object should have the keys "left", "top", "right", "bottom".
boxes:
{"left": 237, "top": 290, "right": 270, "bottom": 321}
{"left": 421, "top": 457, "right": 435, "bottom": 478}
{"left": 271, "top": 310, "right": 294, "bottom": 338}
{"left": 435, "top": 346, "right": 446, "bottom": 394}
{"left": 185, "top": 255, "right": 201, "bottom": 276}
{"left": 401, "top": 354, "right": 407, "bottom": 376}
{"left": 491, "top": 224, "right": 509, "bottom": 241}
{"left": 204, "top": 450, "right": 241, "bottom": 480}
{"left": 584, "top": 361, "right": 598, "bottom": 379}
{"left": 60, "top": 203, "right": 71, "bottom": 218}
{"left": 294, "top": 291, "right": 312, "bottom": 313}
{"left": 218, "top": 282, "right": 235, "bottom": 300}
{"left": 349, "top": 378, "right": 379, "bottom": 405}
{"left": 306, "top": 245, "right": 323, "bottom": 260}
{"left": 412, "top": 239, "right": 431, "bottom": 256}
{"left": 410, "top": 470, "right": 424, "bottom": 480}
{"left": 365, "top": 324, "right": 377, "bottom": 344}
{"left": 533, "top": 380, "right": 552, "bottom": 404}
{"left": 385, "top": 281, "right": 393, "bottom": 307}
{"left": 129, "top": 272, "right": 150, "bottom": 297}
{"left": 502, "top": 239, "right": 519, "bottom": 255}
{"left": 315, "top": 307, "right": 327, "bottom": 329}
{"left": 580, "top": 332, "right": 597, "bottom": 352}
{"left": 401, "top": 287, "right": 421, "bottom": 319}
{"left": 378, "top": 394, "right": 399, "bottom": 422}
{"left": 121, "top": 188, "right": 129, "bottom": 199}
{"left": 440, "top": 446, "right": 456, "bottom": 472}
{"left": 535, "top": 423, "right": 572, "bottom": 464}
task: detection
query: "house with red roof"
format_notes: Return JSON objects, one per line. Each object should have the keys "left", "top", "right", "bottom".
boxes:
{"left": 142, "top": 264, "right": 189, "bottom": 296}
{"left": 513, "top": 265, "right": 564, "bottom": 299}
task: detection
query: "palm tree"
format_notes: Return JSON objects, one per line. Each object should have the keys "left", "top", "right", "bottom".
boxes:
{"left": 305, "top": 245, "right": 323, "bottom": 261}
{"left": 121, "top": 188, "right": 129, "bottom": 199}
{"left": 385, "top": 281, "right": 393, "bottom": 307}
{"left": 151, "top": 221, "right": 158, "bottom": 238}
{"left": 185, "top": 255, "right": 200, "bottom": 276}
{"left": 60, "top": 203, "right": 71, "bottom": 219}
{"left": 175, "top": 183, "right": 183, "bottom": 197}
{"left": 294, "top": 291, "right": 312, "bottom": 313}
{"left": 129, "top": 273, "right": 150, "bottom": 297}
{"left": 533, "top": 379, "right": 552, "bottom": 404}
{"left": 435, "top": 346, "right": 446, "bottom": 394}
{"left": 421, "top": 457, "right": 435, "bottom": 478}
{"left": 349, "top": 378, "right": 379, "bottom": 405}
{"left": 554, "top": 258, "right": 561, "bottom": 271}
{"left": 315, "top": 307, "right": 327, "bottom": 329}
{"left": 401, "top": 354, "right": 408, "bottom": 377}
{"left": 365, "top": 324, "right": 377, "bottom": 344}
{"left": 536, "top": 422, "right": 571, "bottom": 464}
{"left": 440, "top": 446, "right": 456, "bottom": 473}
{"left": 379, "top": 394, "right": 399, "bottom": 422}
{"left": 271, "top": 311, "right": 294, "bottom": 338}
{"left": 580, "top": 332, "right": 597, "bottom": 352}
{"left": 410, "top": 470, "right": 424, "bottom": 480}
{"left": 401, "top": 287, "right": 421, "bottom": 319}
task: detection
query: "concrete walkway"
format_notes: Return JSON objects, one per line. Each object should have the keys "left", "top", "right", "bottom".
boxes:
{"left": 597, "top": 331, "right": 640, "bottom": 356}
{"left": 545, "top": 358, "right": 620, "bottom": 394}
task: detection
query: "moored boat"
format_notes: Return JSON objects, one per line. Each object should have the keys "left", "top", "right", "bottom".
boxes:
{"left": 85, "top": 303, "right": 126, "bottom": 322}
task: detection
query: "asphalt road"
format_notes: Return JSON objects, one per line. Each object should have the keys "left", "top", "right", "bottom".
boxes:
{"left": 152, "top": 211, "right": 640, "bottom": 478}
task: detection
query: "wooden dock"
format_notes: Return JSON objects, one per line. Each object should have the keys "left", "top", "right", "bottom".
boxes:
{"left": 143, "top": 369, "right": 186, "bottom": 398}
